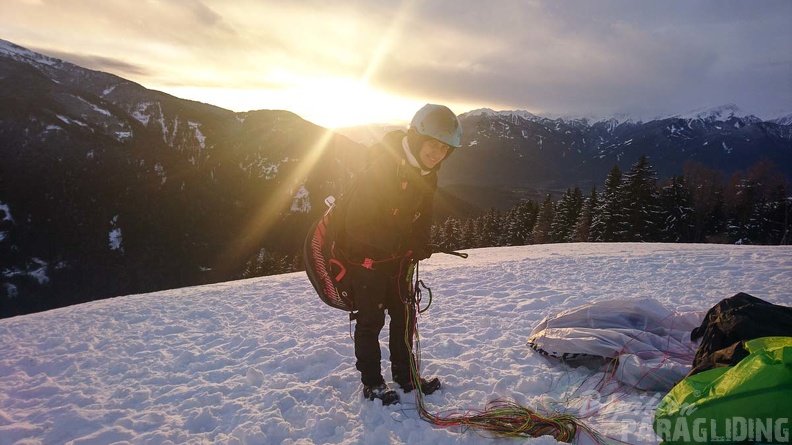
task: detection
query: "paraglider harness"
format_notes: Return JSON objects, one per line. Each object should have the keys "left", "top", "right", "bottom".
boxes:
{"left": 302, "top": 192, "right": 467, "bottom": 321}
{"left": 303, "top": 194, "right": 355, "bottom": 316}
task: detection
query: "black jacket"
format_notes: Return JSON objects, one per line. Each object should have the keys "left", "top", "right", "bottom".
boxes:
{"left": 342, "top": 131, "right": 436, "bottom": 265}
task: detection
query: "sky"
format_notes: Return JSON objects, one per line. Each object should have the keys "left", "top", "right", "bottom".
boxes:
{"left": 2, "top": 243, "right": 790, "bottom": 444}
{"left": 1, "top": 0, "right": 791, "bottom": 128}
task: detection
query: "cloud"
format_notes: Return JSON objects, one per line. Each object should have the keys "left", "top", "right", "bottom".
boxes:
{"left": 189, "top": 0, "right": 228, "bottom": 28}
{"left": 363, "top": 1, "right": 791, "bottom": 117}
{"left": 2, "top": 0, "right": 790, "bottom": 121}
{"left": 32, "top": 49, "right": 152, "bottom": 77}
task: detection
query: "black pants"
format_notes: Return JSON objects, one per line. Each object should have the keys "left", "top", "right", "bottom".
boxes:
{"left": 350, "top": 265, "right": 416, "bottom": 386}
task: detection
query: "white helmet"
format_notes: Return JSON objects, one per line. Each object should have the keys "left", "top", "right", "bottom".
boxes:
{"left": 410, "top": 104, "right": 463, "bottom": 148}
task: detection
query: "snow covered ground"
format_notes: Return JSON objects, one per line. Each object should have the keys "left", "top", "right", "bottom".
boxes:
{"left": 1, "top": 243, "right": 790, "bottom": 444}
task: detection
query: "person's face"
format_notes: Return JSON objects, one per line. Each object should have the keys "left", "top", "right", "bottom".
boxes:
{"left": 418, "top": 139, "right": 451, "bottom": 169}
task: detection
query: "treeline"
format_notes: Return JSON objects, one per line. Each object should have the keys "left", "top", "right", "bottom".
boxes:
{"left": 240, "top": 247, "right": 301, "bottom": 278}
{"left": 431, "top": 157, "right": 791, "bottom": 250}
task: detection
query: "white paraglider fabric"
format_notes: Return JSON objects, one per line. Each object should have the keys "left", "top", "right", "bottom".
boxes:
{"left": 527, "top": 298, "right": 704, "bottom": 391}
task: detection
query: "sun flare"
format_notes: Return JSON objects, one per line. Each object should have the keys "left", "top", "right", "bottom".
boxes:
{"left": 160, "top": 78, "right": 423, "bottom": 129}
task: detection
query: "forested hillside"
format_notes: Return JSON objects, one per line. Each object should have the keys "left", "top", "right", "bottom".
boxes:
{"left": 431, "top": 158, "right": 790, "bottom": 249}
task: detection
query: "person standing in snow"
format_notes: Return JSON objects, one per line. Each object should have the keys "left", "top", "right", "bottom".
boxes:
{"left": 342, "top": 104, "right": 462, "bottom": 405}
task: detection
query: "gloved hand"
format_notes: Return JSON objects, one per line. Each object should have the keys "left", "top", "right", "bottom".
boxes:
{"left": 410, "top": 245, "right": 434, "bottom": 261}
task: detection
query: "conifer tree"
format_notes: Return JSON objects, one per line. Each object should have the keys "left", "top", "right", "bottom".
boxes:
{"left": 766, "top": 186, "right": 791, "bottom": 244}
{"left": 551, "top": 187, "right": 584, "bottom": 242}
{"left": 725, "top": 173, "right": 761, "bottom": 244}
{"left": 617, "top": 156, "right": 662, "bottom": 241}
{"left": 240, "top": 248, "right": 290, "bottom": 278}
{"left": 725, "top": 160, "right": 790, "bottom": 244}
{"left": 441, "top": 217, "right": 462, "bottom": 250}
{"left": 430, "top": 222, "right": 443, "bottom": 246}
{"left": 469, "top": 216, "right": 485, "bottom": 248}
{"left": 683, "top": 161, "right": 725, "bottom": 242}
{"left": 503, "top": 199, "right": 538, "bottom": 246}
{"left": 518, "top": 199, "right": 539, "bottom": 245}
{"left": 592, "top": 165, "right": 623, "bottom": 241}
{"left": 531, "top": 194, "right": 555, "bottom": 244}
{"left": 575, "top": 186, "right": 599, "bottom": 242}
{"left": 659, "top": 176, "right": 695, "bottom": 242}
{"left": 479, "top": 208, "right": 501, "bottom": 247}
{"left": 461, "top": 218, "right": 477, "bottom": 250}
{"left": 748, "top": 161, "right": 789, "bottom": 244}
{"left": 502, "top": 207, "right": 519, "bottom": 246}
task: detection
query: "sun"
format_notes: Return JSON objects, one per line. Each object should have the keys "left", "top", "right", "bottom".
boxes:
{"left": 160, "top": 78, "right": 421, "bottom": 129}
{"left": 295, "top": 79, "right": 422, "bottom": 128}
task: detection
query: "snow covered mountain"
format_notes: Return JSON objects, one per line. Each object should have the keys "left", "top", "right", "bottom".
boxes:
{"left": 0, "top": 39, "right": 368, "bottom": 318}
{"left": 442, "top": 103, "right": 791, "bottom": 208}
{"left": 670, "top": 103, "right": 761, "bottom": 123}
{"left": 771, "top": 113, "right": 792, "bottom": 126}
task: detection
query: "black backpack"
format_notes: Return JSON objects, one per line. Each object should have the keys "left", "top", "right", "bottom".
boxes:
{"left": 687, "top": 292, "right": 792, "bottom": 376}
{"left": 303, "top": 195, "right": 355, "bottom": 313}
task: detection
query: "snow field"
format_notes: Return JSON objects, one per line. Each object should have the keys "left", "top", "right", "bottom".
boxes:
{"left": 0, "top": 243, "right": 790, "bottom": 444}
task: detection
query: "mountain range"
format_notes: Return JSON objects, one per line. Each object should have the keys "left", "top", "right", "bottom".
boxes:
{"left": 1, "top": 38, "right": 790, "bottom": 317}
{"left": 0, "top": 39, "right": 371, "bottom": 317}
{"left": 444, "top": 105, "right": 791, "bottom": 208}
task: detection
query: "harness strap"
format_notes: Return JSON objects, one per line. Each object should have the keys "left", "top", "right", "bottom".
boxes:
{"left": 349, "top": 254, "right": 403, "bottom": 271}
{"left": 328, "top": 259, "right": 347, "bottom": 281}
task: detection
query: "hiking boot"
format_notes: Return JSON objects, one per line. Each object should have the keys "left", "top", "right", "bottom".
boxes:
{"left": 398, "top": 377, "right": 442, "bottom": 395}
{"left": 363, "top": 383, "right": 400, "bottom": 405}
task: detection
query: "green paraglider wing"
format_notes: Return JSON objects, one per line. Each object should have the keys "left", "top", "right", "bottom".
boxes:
{"left": 654, "top": 336, "right": 792, "bottom": 444}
